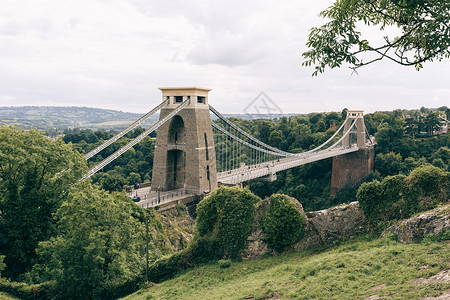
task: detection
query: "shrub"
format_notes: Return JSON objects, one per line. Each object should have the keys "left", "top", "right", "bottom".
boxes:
{"left": 406, "top": 165, "right": 446, "bottom": 197}
{"left": 147, "top": 236, "right": 221, "bottom": 283}
{"left": 147, "top": 187, "right": 260, "bottom": 283}
{"left": 262, "top": 194, "right": 305, "bottom": 252}
{"left": 196, "top": 186, "right": 260, "bottom": 259}
{"left": 357, "top": 176, "right": 405, "bottom": 230}
{"left": 357, "top": 165, "right": 449, "bottom": 231}
{"left": 218, "top": 259, "right": 232, "bottom": 269}
{"left": 0, "top": 279, "right": 55, "bottom": 299}
{"left": 403, "top": 165, "right": 448, "bottom": 215}
{"left": 381, "top": 175, "right": 406, "bottom": 219}
{"left": 357, "top": 180, "right": 383, "bottom": 223}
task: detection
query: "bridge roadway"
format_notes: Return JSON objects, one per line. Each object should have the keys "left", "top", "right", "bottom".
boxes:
{"left": 217, "top": 145, "right": 360, "bottom": 185}
{"left": 130, "top": 187, "right": 196, "bottom": 209}
{"left": 129, "top": 145, "right": 360, "bottom": 208}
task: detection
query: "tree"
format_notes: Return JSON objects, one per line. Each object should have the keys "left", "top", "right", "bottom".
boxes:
{"left": 431, "top": 147, "right": 450, "bottom": 165}
{"left": 98, "top": 170, "right": 127, "bottom": 192}
{"left": 33, "top": 182, "right": 145, "bottom": 299}
{"left": 269, "top": 130, "right": 284, "bottom": 147}
{"left": 375, "top": 152, "right": 403, "bottom": 176}
{"left": 302, "top": 0, "right": 450, "bottom": 75}
{"left": 423, "top": 112, "right": 441, "bottom": 135}
{"left": 375, "top": 121, "right": 406, "bottom": 154}
{"left": 404, "top": 117, "right": 418, "bottom": 138}
{"left": 0, "top": 126, "right": 87, "bottom": 278}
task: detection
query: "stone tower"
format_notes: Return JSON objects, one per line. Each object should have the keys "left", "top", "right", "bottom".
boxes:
{"left": 330, "top": 110, "right": 374, "bottom": 195}
{"left": 151, "top": 87, "right": 218, "bottom": 194}
{"left": 342, "top": 110, "right": 366, "bottom": 149}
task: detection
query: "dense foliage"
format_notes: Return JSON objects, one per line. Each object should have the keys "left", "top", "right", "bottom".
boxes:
{"left": 30, "top": 183, "right": 146, "bottom": 299}
{"left": 148, "top": 186, "right": 261, "bottom": 282}
{"left": 303, "top": 0, "right": 450, "bottom": 74}
{"left": 262, "top": 194, "right": 305, "bottom": 252}
{"left": 0, "top": 126, "right": 87, "bottom": 278}
{"left": 357, "top": 165, "right": 449, "bottom": 231}
{"left": 0, "top": 256, "right": 4, "bottom": 277}
{"left": 196, "top": 186, "right": 261, "bottom": 259}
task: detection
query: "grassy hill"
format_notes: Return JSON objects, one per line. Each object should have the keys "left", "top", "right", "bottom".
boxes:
{"left": 0, "top": 106, "right": 158, "bottom": 131}
{"left": 123, "top": 235, "right": 450, "bottom": 300}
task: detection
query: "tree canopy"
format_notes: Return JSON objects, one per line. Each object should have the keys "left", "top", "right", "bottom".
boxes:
{"left": 32, "top": 182, "right": 145, "bottom": 299}
{"left": 302, "top": 0, "right": 450, "bottom": 75}
{"left": 0, "top": 126, "right": 87, "bottom": 278}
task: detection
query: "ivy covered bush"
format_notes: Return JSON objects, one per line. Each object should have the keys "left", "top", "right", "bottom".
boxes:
{"left": 357, "top": 165, "right": 449, "bottom": 231}
{"left": 148, "top": 186, "right": 260, "bottom": 282}
{"left": 262, "top": 194, "right": 305, "bottom": 252}
{"left": 196, "top": 186, "right": 261, "bottom": 259}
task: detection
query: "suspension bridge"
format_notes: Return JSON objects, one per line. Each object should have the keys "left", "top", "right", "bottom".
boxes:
{"left": 82, "top": 87, "right": 374, "bottom": 209}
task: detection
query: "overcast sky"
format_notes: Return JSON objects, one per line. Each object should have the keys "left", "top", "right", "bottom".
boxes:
{"left": 1, "top": 0, "right": 449, "bottom": 115}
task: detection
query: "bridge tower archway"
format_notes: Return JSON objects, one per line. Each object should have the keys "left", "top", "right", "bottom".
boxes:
{"left": 168, "top": 115, "right": 186, "bottom": 144}
{"left": 151, "top": 87, "right": 218, "bottom": 193}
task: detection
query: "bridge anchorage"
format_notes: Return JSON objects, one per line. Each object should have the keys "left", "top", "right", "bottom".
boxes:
{"left": 82, "top": 87, "right": 374, "bottom": 210}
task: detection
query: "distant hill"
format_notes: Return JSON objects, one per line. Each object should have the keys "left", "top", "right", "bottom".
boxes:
{"left": 0, "top": 106, "right": 159, "bottom": 131}
{"left": 0, "top": 106, "right": 301, "bottom": 131}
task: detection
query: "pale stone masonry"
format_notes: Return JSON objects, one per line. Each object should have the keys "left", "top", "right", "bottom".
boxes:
{"left": 151, "top": 87, "right": 218, "bottom": 194}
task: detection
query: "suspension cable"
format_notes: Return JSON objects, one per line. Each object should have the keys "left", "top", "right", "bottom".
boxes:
{"left": 211, "top": 122, "right": 288, "bottom": 157}
{"left": 86, "top": 99, "right": 169, "bottom": 160}
{"left": 81, "top": 100, "right": 190, "bottom": 180}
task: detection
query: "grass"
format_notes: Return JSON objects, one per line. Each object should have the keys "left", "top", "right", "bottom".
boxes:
{"left": 123, "top": 235, "right": 450, "bottom": 300}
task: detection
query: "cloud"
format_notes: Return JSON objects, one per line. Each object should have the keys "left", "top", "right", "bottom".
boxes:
{"left": 187, "top": 30, "right": 266, "bottom": 66}
{"left": 0, "top": 0, "right": 449, "bottom": 115}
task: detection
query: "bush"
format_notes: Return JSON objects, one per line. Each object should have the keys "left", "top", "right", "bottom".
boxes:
{"left": 218, "top": 259, "right": 232, "bottom": 269}
{"left": 262, "top": 194, "right": 305, "bottom": 252}
{"left": 147, "top": 236, "right": 221, "bottom": 283}
{"left": 406, "top": 165, "right": 446, "bottom": 197}
{"left": 196, "top": 186, "right": 260, "bottom": 259}
{"left": 357, "top": 165, "right": 449, "bottom": 231}
{"left": 356, "top": 180, "right": 383, "bottom": 224}
{"left": 0, "top": 256, "right": 5, "bottom": 276}
{"left": 147, "top": 187, "right": 260, "bottom": 283}
{"left": 0, "top": 279, "right": 55, "bottom": 299}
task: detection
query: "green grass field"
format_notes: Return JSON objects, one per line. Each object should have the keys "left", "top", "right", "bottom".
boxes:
{"left": 123, "top": 235, "right": 450, "bottom": 300}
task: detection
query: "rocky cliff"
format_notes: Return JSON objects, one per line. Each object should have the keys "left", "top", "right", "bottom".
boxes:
{"left": 242, "top": 197, "right": 370, "bottom": 259}
{"left": 382, "top": 205, "right": 450, "bottom": 243}
{"left": 158, "top": 206, "right": 195, "bottom": 252}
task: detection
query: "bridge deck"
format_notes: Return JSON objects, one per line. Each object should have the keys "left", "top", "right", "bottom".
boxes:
{"left": 129, "top": 187, "right": 195, "bottom": 208}
{"left": 217, "top": 146, "right": 360, "bottom": 185}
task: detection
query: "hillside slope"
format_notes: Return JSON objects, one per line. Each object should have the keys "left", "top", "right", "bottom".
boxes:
{"left": 123, "top": 235, "right": 449, "bottom": 300}
{"left": 0, "top": 106, "right": 158, "bottom": 130}
{"left": 0, "top": 106, "right": 301, "bottom": 131}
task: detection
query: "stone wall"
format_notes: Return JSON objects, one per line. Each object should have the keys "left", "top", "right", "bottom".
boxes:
{"left": 242, "top": 197, "right": 370, "bottom": 259}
